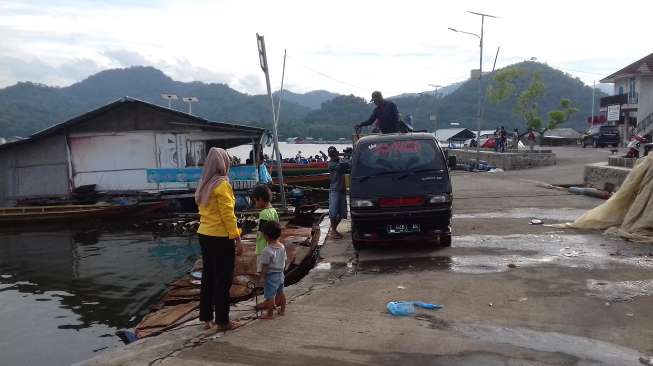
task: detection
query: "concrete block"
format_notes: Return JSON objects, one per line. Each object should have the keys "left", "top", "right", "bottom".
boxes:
{"left": 584, "top": 162, "right": 631, "bottom": 192}
{"left": 607, "top": 156, "right": 637, "bottom": 168}
{"left": 448, "top": 149, "right": 556, "bottom": 170}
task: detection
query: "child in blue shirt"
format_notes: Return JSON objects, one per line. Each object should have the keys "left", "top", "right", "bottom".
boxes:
{"left": 259, "top": 220, "right": 287, "bottom": 319}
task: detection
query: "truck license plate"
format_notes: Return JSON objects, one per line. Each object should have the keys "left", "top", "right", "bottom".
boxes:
{"left": 387, "top": 224, "right": 421, "bottom": 234}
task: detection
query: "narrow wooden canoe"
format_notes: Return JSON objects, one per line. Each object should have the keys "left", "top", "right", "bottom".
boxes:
{"left": 0, "top": 202, "right": 166, "bottom": 225}
{"left": 134, "top": 213, "right": 324, "bottom": 339}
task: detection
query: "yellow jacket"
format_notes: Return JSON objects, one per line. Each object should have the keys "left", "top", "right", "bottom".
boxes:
{"left": 197, "top": 180, "right": 241, "bottom": 239}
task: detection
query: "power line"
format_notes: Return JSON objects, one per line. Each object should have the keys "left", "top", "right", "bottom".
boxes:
{"left": 286, "top": 54, "right": 369, "bottom": 91}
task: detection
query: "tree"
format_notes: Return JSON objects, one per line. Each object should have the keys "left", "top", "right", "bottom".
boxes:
{"left": 486, "top": 67, "right": 546, "bottom": 137}
{"left": 545, "top": 98, "right": 578, "bottom": 134}
{"left": 515, "top": 71, "right": 546, "bottom": 134}
{"left": 486, "top": 67, "right": 524, "bottom": 104}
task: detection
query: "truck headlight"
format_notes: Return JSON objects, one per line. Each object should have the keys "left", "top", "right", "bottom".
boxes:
{"left": 429, "top": 194, "right": 452, "bottom": 204}
{"left": 351, "top": 199, "right": 374, "bottom": 207}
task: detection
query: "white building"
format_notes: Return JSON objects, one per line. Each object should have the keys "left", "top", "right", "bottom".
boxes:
{"left": 600, "top": 52, "right": 653, "bottom": 140}
{"left": 0, "top": 97, "right": 264, "bottom": 203}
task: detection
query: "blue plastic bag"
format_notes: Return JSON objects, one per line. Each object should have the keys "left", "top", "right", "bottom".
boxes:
{"left": 387, "top": 301, "right": 443, "bottom": 316}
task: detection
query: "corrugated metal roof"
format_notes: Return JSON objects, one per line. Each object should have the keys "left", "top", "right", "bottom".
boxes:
{"left": 0, "top": 97, "right": 265, "bottom": 150}
{"left": 435, "top": 128, "right": 476, "bottom": 141}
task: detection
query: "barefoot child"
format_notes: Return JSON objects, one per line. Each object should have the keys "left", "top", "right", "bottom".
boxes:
{"left": 252, "top": 185, "right": 279, "bottom": 274}
{"left": 259, "top": 221, "right": 287, "bottom": 319}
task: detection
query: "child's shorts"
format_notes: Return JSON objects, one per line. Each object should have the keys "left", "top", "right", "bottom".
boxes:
{"left": 264, "top": 272, "right": 284, "bottom": 300}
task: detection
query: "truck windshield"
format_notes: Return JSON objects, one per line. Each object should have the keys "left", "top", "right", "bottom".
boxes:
{"left": 354, "top": 140, "right": 444, "bottom": 178}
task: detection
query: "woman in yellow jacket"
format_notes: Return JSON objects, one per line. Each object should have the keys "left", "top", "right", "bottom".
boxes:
{"left": 195, "top": 147, "right": 243, "bottom": 331}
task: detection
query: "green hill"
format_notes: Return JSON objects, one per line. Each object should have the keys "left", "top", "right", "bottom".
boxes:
{"left": 0, "top": 66, "right": 312, "bottom": 138}
{"left": 0, "top": 62, "right": 603, "bottom": 140}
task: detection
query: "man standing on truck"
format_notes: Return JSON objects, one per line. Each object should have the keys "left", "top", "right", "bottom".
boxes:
{"left": 355, "top": 91, "right": 400, "bottom": 134}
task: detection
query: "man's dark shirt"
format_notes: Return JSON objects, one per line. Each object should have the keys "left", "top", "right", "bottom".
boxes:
{"left": 360, "top": 101, "right": 399, "bottom": 133}
{"left": 328, "top": 159, "right": 350, "bottom": 192}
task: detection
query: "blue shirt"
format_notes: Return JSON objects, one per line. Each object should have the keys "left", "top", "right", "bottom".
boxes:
{"left": 259, "top": 163, "right": 272, "bottom": 183}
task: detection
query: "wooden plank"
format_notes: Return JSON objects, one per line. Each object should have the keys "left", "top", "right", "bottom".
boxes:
{"left": 136, "top": 302, "right": 198, "bottom": 330}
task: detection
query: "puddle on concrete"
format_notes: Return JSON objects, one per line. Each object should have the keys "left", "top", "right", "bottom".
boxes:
{"left": 450, "top": 234, "right": 653, "bottom": 273}
{"left": 586, "top": 279, "right": 653, "bottom": 302}
{"left": 353, "top": 233, "right": 653, "bottom": 275}
{"left": 455, "top": 323, "right": 642, "bottom": 365}
{"left": 454, "top": 208, "right": 586, "bottom": 222}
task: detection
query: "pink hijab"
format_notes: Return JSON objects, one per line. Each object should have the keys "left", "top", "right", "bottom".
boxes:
{"left": 195, "top": 147, "right": 230, "bottom": 206}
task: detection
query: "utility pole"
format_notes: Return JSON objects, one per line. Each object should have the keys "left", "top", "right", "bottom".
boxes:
{"left": 591, "top": 80, "right": 596, "bottom": 127}
{"left": 449, "top": 10, "right": 498, "bottom": 164}
{"left": 428, "top": 84, "right": 442, "bottom": 138}
{"left": 256, "top": 33, "right": 286, "bottom": 209}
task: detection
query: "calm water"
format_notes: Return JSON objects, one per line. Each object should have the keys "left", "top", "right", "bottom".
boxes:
{"left": 0, "top": 226, "right": 200, "bottom": 366}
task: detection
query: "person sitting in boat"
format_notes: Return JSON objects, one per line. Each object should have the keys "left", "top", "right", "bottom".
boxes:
{"left": 327, "top": 146, "right": 350, "bottom": 238}
{"left": 355, "top": 91, "right": 400, "bottom": 134}
{"left": 319, "top": 150, "right": 329, "bottom": 162}
{"left": 295, "top": 151, "right": 304, "bottom": 163}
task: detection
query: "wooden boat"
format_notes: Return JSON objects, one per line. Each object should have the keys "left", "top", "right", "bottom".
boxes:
{"left": 269, "top": 162, "right": 328, "bottom": 177}
{"left": 134, "top": 212, "right": 324, "bottom": 338}
{"left": 0, "top": 202, "right": 166, "bottom": 225}
{"left": 273, "top": 173, "right": 330, "bottom": 188}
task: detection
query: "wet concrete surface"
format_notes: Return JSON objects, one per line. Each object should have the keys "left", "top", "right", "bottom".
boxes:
{"left": 77, "top": 147, "right": 653, "bottom": 365}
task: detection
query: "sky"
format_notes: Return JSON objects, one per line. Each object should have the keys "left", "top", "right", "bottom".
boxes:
{"left": 1, "top": 0, "right": 651, "bottom": 98}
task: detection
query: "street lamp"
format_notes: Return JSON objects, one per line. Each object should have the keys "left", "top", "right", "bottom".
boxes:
{"left": 182, "top": 96, "right": 199, "bottom": 115}
{"left": 428, "top": 84, "right": 442, "bottom": 136}
{"left": 161, "top": 94, "right": 178, "bottom": 109}
{"left": 449, "top": 10, "right": 498, "bottom": 164}
{"left": 428, "top": 84, "right": 443, "bottom": 97}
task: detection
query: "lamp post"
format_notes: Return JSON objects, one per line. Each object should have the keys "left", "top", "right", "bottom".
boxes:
{"left": 182, "top": 96, "right": 199, "bottom": 115}
{"left": 449, "top": 10, "right": 497, "bottom": 163}
{"left": 428, "top": 84, "right": 442, "bottom": 137}
{"left": 161, "top": 94, "right": 178, "bottom": 109}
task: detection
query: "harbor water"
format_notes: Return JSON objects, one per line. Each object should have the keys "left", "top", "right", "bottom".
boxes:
{"left": 0, "top": 226, "right": 200, "bottom": 366}
{"left": 0, "top": 143, "right": 347, "bottom": 366}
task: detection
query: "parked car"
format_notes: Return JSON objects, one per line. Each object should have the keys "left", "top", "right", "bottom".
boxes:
{"left": 349, "top": 133, "right": 453, "bottom": 250}
{"left": 582, "top": 125, "right": 620, "bottom": 148}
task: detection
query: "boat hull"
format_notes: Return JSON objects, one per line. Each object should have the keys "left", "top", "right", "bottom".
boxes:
{"left": 273, "top": 173, "right": 330, "bottom": 188}
{"left": 0, "top": 202, "right": 166, "bottom": 226}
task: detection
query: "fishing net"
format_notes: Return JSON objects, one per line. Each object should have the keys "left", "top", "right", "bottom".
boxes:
{"left": 559, "top": 153, "right": 653, "bottom": 243}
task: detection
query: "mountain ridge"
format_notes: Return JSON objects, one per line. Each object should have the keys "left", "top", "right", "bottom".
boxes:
{"left": 0, "top": 62, "right": 604, "bottom": 139}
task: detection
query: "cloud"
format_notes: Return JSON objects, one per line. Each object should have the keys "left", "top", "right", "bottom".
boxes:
{"left": 0, "top": 55, "right": 103, "bottom": 86}
{"left": 103, "top": 49, "right": 150, "bottom": 67}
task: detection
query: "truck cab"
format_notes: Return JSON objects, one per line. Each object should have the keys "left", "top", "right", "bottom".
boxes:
{"left": 349, "top": 133, "right": 453, "bottom": 250}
